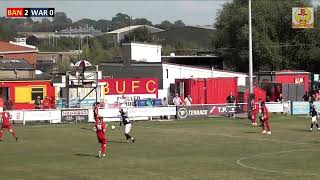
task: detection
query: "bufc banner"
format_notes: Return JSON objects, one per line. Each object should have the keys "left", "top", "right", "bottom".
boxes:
{"left": 292, "top": 7, "right": 314, "bottom": 29}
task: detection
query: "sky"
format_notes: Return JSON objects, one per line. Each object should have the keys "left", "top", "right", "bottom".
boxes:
{"left": 0, "top": 0, "right": 231, "bottom": 26}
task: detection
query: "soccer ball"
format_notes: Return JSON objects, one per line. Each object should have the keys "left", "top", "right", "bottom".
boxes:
{"left": 111, "top": 125, "right": 116, "bottom": 130}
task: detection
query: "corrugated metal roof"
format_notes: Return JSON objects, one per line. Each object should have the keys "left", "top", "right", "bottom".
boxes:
{"left": 107, "top": 25, "right": 164, "bottom": 34}
{"left": 0, "top": 59, "right": 34, "bottom": 70}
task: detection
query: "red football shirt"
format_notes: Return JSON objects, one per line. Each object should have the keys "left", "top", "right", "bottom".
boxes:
{"left": 1, "top": 112, "right": 10, "bottom": 125}
{"left": 94, "top": 121, "right": 106, "bottom": 138}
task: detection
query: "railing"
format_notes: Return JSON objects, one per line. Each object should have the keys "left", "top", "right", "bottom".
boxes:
{"left": 1, "top": 102, "right": 293, "bottom": 125}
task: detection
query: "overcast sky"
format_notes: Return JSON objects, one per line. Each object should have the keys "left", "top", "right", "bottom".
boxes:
{"left": 0, "top": 0, "right": 231, "bottom": 26}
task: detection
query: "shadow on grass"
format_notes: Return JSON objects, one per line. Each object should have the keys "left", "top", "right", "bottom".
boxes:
{"left": 75, "top": 153, "right": 98, "bottom": 158}
{"left": 243, "top": 131, "right": 257, "bottom": 134}
{"left": 108, "top": 140, "right": 127, "bottom": 144}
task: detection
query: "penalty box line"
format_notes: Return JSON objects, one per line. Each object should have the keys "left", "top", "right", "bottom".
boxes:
{"left": 236, "top": 149, "right": 320, "bottom": 176}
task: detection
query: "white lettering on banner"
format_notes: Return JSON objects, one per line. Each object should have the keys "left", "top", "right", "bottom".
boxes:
{"left": 105, "top": 94, "right": 157, "bottom": 107}
{"left": 188, "top": 110, "right": 208, "bottom": 115}
{"left": 62, "top": 110, "right": 88, "bottom": 116}
{"left": 218, "top": 106, "right": 227, "bottom": 113}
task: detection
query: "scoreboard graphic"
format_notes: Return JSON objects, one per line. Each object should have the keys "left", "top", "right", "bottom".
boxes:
{"left": 6, "top": 8, "right": 55, "bottom": 17}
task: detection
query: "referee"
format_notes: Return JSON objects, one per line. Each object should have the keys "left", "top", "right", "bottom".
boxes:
{"left": 119, "top": 108, "right": 135, "bottom": 143}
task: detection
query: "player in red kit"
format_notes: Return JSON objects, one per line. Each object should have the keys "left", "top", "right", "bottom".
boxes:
{"left": 93, "top": 116, "right": 107, "bottom": 158}
{"left": 260, "top": 101, "right": 271, "bottom": 135}
{"left": 0, "top": 110, "right": 18, "bottom": 142}
{"left": 250, "top": 99, "right": 258, "bottom": 126}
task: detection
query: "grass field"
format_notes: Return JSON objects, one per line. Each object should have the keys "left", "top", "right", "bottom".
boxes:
{"left": 1, "top": 115, "right": 320, "bottom": 180}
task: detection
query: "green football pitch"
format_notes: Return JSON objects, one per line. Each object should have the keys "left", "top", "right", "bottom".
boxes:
{"left": 0, "top": 115, "right": 320, "bottom": 180}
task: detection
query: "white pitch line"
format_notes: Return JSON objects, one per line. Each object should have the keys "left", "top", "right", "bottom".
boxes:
{"left": 236, "top": 149, "right": 319, "bottom": 176}
{"left": 140, "top": 126, "right": 313, "bottom": 146}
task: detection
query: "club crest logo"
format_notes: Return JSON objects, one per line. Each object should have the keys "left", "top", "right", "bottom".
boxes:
{"left": 292, "top": 7, "right": 314, "bottom": 29}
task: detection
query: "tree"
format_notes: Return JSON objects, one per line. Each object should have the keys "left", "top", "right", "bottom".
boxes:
{"left": 214, "top": 0, "right": 320, "bottom": 72}
{"left": 155, "top": 20, "right": 174, "bottom": 30}
{"left": 173, "top": 20, "right": 185, "bottom": 28}
{"left": 52, "top": 12, "right": 72, "bottom": 31}
{"left": 0, "top": 22, "right": 17, "bottom": 41}
{"left": 133, "top": 18, "right": 153, "bottom": 26}
{"left": 111, "top": 13, "right": 132, "bottom": 29}
{"left": 122, "top": 28, "right": 154, "bottom": 43}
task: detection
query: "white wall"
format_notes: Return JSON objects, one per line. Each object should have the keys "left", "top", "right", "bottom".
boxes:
{"left": 130, "top": 43, "right": 161, "bottom": 62}
{"left": 160, "top": 63, "right": 248, "bottom": 98}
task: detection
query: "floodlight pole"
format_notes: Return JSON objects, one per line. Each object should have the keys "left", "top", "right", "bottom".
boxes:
{"left": 249, "top": 0, "right": 253, "bottom": 95}
{"left": 248, "top": 0, "right": 254, "bottom": 119}
{"left": 95, "top": 65, "right": 100, "bottom": 103}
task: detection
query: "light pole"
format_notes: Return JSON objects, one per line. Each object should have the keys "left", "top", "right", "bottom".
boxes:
{"left": 249, "top": 0, "right": 253, "bottom": 95}
{"left": 248, "top": 0, "right": 254, "bottom": 119}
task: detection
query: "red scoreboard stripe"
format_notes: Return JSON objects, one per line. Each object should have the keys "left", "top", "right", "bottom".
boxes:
{"left": 6, "top": 8, "right": 25, "bottom": 17}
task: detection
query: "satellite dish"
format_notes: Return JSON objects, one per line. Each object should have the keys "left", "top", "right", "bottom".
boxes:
{"left": 74, "top": 60, "right": 92, "bottom": 67}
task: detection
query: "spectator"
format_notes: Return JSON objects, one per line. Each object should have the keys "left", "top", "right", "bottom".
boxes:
{"left": 4, "top": 99, "right": 13, "bottom": 110}
{"left": 317, "top": 90, "right": 320, "bottom": 101}
{"left": 146, "top": 98, "right": 153, "bottom": 107}
{"left": 42, "top": 96, "right": 52, "bottom": 109}
{"left": 184, "top": 95, "right": 192, "bottom": 106}
{"left": 99, "top": 99, "right": 105, "bottom": 108}
{"left": 226, "top": 92, "right": 235, "bottom": 104}
{"left": 310, "top": 93, "right": 316, "bottom": 103}
{"left": 303, "top": 91, "right": 310, "bottom": 101}
{"left": 34, "top": 96, "right": 42, "bottom": 109}
{"left": 226, "top": 92, "right": 235, "bottom": 117}
{"left": 173, "top": 93, "right": 183, "bottom": 106}
{"left": 276, "top": 94, "right": 283, "bottom": 103}
{"left": 161, "top": 97, "right": 169, "bottom": 119}
{"left": 162, "top": 97, "right": 168, "bottom": 107}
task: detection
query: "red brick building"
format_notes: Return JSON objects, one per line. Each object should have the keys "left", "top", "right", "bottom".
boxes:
{"left": 0, "top": 41, "right": 38, "bottom": 65}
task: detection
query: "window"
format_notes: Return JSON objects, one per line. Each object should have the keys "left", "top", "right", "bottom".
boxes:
{"left": 31, "top": 87, "right": 44, "bottom": 100}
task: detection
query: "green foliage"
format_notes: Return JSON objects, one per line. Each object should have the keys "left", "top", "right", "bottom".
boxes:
{"left": 0, "top": 21, "right": 17, "bottom": 41}
{"left": 80, "top": 38, "right": 121, "bottom": 65}
{"left": 214, "top": 0, "right": 320, "bottom": 72}
{"left": 122, "top": 28, "right": 155, "bottom": 43}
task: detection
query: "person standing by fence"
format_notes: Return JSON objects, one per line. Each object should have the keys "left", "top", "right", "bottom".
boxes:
{"left": 173, "top": 93, "right": 183, "bottom": 106}
{"left": 161, "top": 97, "right": 169, "bottom": 119}
{"left": 226, "top": 92, "right": 235, "bottom": 117}
{"left": 184, "top": 95, "right": 192, "bottom": 106}
{"left": 34, "top": 96, "right": 42, "bottom": 109}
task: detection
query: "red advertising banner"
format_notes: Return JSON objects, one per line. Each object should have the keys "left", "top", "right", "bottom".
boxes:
{"left": 100, "top": 78, "right": 158, "bottom": 95}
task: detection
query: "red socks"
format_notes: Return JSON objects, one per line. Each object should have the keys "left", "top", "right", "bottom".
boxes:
{"left": 101, "top": 144, "right": 106, "bottom": 154}
{"left": 11, "top": 131, "right": 16, "bottom": 138}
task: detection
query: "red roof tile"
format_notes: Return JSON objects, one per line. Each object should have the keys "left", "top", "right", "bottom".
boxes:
{"left": 0, "top": 41, "right": 35, "bottom": 52}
